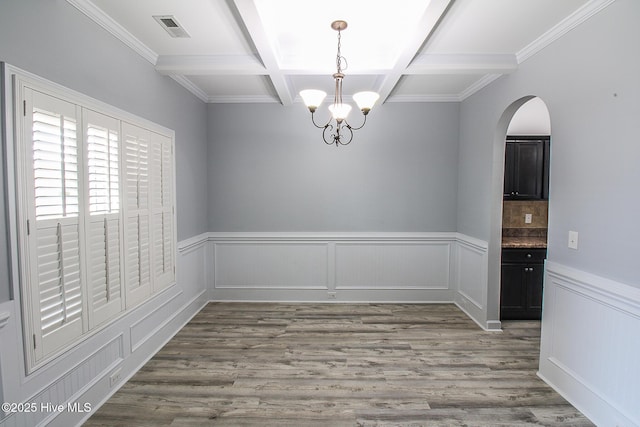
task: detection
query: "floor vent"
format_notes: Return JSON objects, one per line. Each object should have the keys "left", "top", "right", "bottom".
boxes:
{"left": 153, "top": 15, "right": 190, "bottom": 38}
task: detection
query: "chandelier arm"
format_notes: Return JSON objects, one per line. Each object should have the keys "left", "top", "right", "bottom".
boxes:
{"left": 345, "top": 113, "right": 368, "bottom": 131}
{"left": 310, "top": 110, "right": 331, "bottom": 129}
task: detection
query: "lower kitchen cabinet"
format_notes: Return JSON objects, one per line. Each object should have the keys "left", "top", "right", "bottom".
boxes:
{"left": 500, "top": 248, "right": 546, "bottom": 320}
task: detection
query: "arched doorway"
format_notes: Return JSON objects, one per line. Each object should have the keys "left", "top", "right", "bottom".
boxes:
{"left": 491, "top": 96, "right": 551, "bottom": 323}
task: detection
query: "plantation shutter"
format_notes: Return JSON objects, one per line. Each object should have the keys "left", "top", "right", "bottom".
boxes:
{"left": 25, "top": 89, "right": 86, "bottom": 360}
{"left": 150, "top": 132, "right": 175, "bottom": 291}
{"left": 122, "top": 122, "right": 152, "bottom": 307}
{"left": 84, "top": 110, "right": 125, "bottom": 327}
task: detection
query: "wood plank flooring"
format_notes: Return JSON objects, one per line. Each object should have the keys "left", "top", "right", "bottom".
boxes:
{"left": 84, "top": 303, "right": 593, "bottom": 426}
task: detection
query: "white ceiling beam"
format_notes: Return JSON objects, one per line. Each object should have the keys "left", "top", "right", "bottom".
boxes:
{"left": 376, "top": 0, "right": 454, "bottom": 103}
{"left": 231, "top": 0, "right": 293, "bottom": 106}
{"left": 155, "top": 55, "right": 265, "bottom": 75}
{"left": 407, "top": 54, "right": 518, "bottom": 75}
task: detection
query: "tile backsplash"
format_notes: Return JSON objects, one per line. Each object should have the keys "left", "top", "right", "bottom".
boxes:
{"left": 502, "top": 200, "right": 548, "bottom": 229}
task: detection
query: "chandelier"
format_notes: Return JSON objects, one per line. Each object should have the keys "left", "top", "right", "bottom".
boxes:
{"left": 300, "top": 20, "right": 380, "bottom": 147}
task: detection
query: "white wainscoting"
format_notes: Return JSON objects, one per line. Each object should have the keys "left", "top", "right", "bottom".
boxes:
{"left": 208, "top": 233, "right": 487, "bottom": 308}
{"left": 0, "top": 233, "right": 209, "bottom": 427}
{"left": 452, "top": 235, "right": 493, "bottom": 330}
{"left": 539, "top": 261, "right": 640, "bottom": 427}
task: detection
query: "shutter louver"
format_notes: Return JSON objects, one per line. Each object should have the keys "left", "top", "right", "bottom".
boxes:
{"left": 38, "top": 221, "right": 83, "bottom": 340}
{"left": 32, "top": 109, "right": 79, "bottom": 220}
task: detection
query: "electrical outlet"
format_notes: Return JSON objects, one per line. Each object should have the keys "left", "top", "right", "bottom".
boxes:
{"left": 109, "top": 368, "right": 122, "bottom": 387}
{"left": 327, "top": 292, "right": 336, "bottom": 299}
{"left": 568, "top": 231, "right": 579, "bottom": 249}
{"left": 525, "top": 213, "right": 532, "bottom": 224}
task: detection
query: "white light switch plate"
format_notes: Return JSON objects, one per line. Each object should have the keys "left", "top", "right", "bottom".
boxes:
{"left": 568, "top": 231, "right": 579, "bottom": 249}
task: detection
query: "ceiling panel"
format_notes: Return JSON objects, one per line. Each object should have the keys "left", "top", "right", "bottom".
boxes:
{"left": 423, "top": 0, "right": 590, "bottom": 53}
{"left": 91, "top": 0, "right": 256, "bottom": 56}
{"left": 186, "top": 75, "right": 277, "bottom": 100}
{"left": 253, "top": 0, "right": 432, "bottom": 71}
{"left": 392, "top": 75, "right": 484, "bottom": 97}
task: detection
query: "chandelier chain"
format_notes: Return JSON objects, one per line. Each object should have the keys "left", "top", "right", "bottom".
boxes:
{"left": 335, "top": 29, "right": 347, "bottom": 73}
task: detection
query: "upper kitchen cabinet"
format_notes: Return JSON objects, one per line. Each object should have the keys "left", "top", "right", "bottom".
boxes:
{"left": 503, "top": 136, "right": 550, "bottom": 200}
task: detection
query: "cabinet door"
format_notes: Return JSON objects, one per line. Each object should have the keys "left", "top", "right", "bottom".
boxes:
{"left": 503, "top": 143, "right": 516, "bottom": 198}
{"left": 513, "top": 142, "right": 543, "bottom": 199}
{"left": 500, "top": 263, "right": 526, "bottom": 319}
{"left": 525, "top": 264, "right": 544, "bottom": 314}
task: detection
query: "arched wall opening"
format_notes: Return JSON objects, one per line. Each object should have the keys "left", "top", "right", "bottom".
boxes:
{"left": 486, "top": 96, "right": 551, "bottom": 326}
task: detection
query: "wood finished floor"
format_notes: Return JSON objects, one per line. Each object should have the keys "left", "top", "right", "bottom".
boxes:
{"left": 85, "top": 303, "right": 593, "bottom": 426}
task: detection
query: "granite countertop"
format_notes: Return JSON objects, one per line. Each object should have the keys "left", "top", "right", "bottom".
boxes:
{"left": 502, "top": 236, "right": 547, "bottom": 249}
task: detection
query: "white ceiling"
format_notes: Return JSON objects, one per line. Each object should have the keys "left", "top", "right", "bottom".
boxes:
{"left": 68, "top": 0, "right": 608, "bottom": 104}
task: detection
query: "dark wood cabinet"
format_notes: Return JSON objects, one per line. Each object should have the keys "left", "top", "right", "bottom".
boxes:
{"left": 500, "top": 248, "right": 546, "bottom": 320}
{"left": 504, "top": 136, "right": 550, "bottom": 200}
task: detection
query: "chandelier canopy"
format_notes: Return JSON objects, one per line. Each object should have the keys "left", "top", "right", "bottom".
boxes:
{"left": 300, "top": 20, "right": 380, "bottom": 147}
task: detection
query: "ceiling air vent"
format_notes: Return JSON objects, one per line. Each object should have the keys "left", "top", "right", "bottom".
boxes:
{"left": 153, "top": 15, "right": 190, "bottom": 38}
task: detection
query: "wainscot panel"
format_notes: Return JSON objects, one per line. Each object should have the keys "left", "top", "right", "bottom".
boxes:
{"left": 452, "top": 235, "right": 492, "bottom": 330}
{"left": 335, "top": 242, "right": 450, "bottom": 290}
{"left": 539, "top": 261, "right": 640, "bottom": 427}
{"left": 214, "top": 242, "right": 329, "bottom": 290}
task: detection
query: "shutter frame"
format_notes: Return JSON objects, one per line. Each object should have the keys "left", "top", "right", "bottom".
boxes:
{"left": 84, "top": 110, "right": 125, "bottom": 327}
{"left": 122, "top": 122, "right": 152, "bottom": 307}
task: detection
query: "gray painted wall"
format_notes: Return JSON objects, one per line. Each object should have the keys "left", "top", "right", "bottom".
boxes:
{"left": 0, "top": 0, "right": 209, "bottom": 302}
{"left": 457, "top": 0, "right": 640, "bottom": 303}
{"left": 208, "top": 102, "right": 460, "bottom": 232}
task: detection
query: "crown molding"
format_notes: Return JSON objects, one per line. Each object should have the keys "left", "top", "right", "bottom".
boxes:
{"left": 155, "top": 55, "right": 265, "bottom": 75}
{"left": 517, "top": 0, "right": 617, "bottom": 63}
{"left": 458, "top": 74, "right": 502, "bottom": 101}
{"left": 408, "top": 53, "right": 518, "bottom": 74}
{"left": 386, "top": 94, "right": 462, "bottom": 103}
{"left": 66, "top": 0, "right": 158, "bottom": 64}
{"left": 168, "top": 75, "right": 208, "bottom": 103}
{"left": 207, "top": 95, "right": 280, "bottom": 104}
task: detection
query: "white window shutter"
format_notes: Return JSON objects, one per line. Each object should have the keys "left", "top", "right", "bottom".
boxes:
{"left": 15, "top": 75, "right": 177, "bottom": 370}
{"left": 122, "top": 122, "right": 152, "bottom": 307}
{"left": 25, "top": 89, "right": 86, "bottom": 361}
{"left": 84, "top": 110, "right": 125, "bottom": 327}
{"left": 150, "top": 132, "right": 175, "bottom": 291}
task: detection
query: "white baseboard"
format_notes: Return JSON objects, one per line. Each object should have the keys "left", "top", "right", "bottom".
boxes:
{"left": 539, "top": 261, "right": 640, "bottom": 427}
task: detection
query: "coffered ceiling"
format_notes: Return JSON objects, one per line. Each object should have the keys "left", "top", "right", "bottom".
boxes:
{"left": 67, "top": 0, "right": 610, "bottom": 104}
